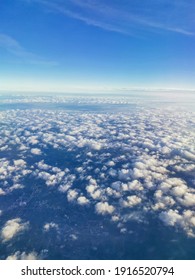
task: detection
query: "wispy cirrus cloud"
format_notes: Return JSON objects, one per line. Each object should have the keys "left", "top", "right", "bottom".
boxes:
{"left": 23, "top": 0, "right": 194, "bottom": 36}
{"left": 0, "top": 33, "right": 58, "bottom": 65}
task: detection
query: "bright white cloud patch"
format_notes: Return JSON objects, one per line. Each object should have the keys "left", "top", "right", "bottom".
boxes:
{"left": 1, "top": 218, "right": 29, "bottom": 242}
{"left": 128, "top": 180, "right": 143, "bottom": 191}
{"left": 14, "top": 159, "right": 26, "bottom": 167}
{"left": 31, "top": 148, "right": 42, "bottom": 155}
{"left": 121, "top": 195, "right": 142, "bottom": 208}
{"left": 77, "top": 196, "right": 90, "bottom": 205}
{"left": 0, "top": 188, "right": 6, "bottom": 195}
{"left": 6, "top": 251, "right": 39, "bottom": 260}
{"left": 178, "top": 193, "right": 195, "bottom": 207}
{"left": 67, "top": 189, "right": 78, "bottom": 202}
{"left": 95, "top": 202, "right": 115, "bottom": 215}
{"left": 159, "top": 210, "right": 182, "bottom": 226}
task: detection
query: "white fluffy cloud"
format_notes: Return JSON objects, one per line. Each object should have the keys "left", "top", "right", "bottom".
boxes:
{"left": 86, "top": 184, "right": 97, "bottom": 194}
{"left": 95, "top": 202, "right": 115, "bottom": 215}
{"left": 77, "top": 196, "right": 89, "bottom": 205}
{"left": 121, "top": 195, "right": 142, "bottom": 208}
{"left": 6, "top": 251, "right": 39, "bottom": 260}
{"left": 14, "top": 159, "right": 26, "bottom": 167}
{"left": 171, "top": 186, "right": 187, "bottom": 197}
{"left": 182, "top": 150, "right": 195, "bottom": 161}
{"left": 1, "top": 218, "right": 29, "bottom": 242}
{"left": 128, "top": 180, "right": 143, "bottom": 191}
{"left": 31, "top": 148, "right": 42, "bottom": 155}
{"left": 159, "top": 209, "right": 182, "bottom": 226}
{"left": 0, "top": 188, "right": 6, "bottom": 195}
{"left": 178, "top": 193, "right": 195, "bottom": 207}
{"left": 111, "top": 215, "right": 120, "bottom": 222}
{"left": 159, "top": 209, "right": 195, "bottom": 237}
{"left": 118, "top": 169, "right": 131, "bottom": 181}
{"left": 37, "top": 160, "right": 50, "bottom": 170}
{"left": 67, "top": 189, "right": 78, "bottom": 202}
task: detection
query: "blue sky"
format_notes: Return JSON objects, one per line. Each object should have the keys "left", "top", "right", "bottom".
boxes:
{"left": 0, "top": 0, "right": 195, "bottom": 93}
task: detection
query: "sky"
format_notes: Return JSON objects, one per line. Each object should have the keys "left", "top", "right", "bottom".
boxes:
{"left": 0, "top": 0, "right": 195, "bottom": 93}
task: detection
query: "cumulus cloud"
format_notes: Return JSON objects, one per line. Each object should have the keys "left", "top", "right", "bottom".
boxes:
{"left": 67, "top": 189, "right": 78, "bottom": 202}
{"left": 14, "top": 159, "right": 26, "bottom": 167}
{"left": 178, "top": 193, "right": 195, "bottom": 207}
{"left": 43, "top": 222, "right": 58, "bottom": 231}
{"left": 6, "top": 251, "right": 39, "bottom": 260}
{"left": 106, "top": 160, "right": 115, "bottom": 167}
{"left": 90, "top": 189, "right": 102, "bottom": 200}
{"left": 159, "top": 178, "right": 187, "bottom": 191}
{"left": 111, "top": 181, "right": 121, "bottom": 191}
{"left": 1, "top": 218, "right": 29, "bottom": 242}
{"left": 77, "top": 196, "right": 90, "bottom": 205}
{"left": 86, "top": 179, "right": 102, "bottom": 200}
{"left": 111, "top": 215, "right": 120, "bottom": 222}
{"left": 159, "top": 209, "right": 195, "bottom": 237}
{"left": 108, "top": 168, "right": 117, "bottom": 177}
{"left": 128, "top": 180, "right": 143, "bottom": 191}
{"left": 89, "top": 141, "right": 102, "bottom": 151}
{"left": 171, "top": 186, "right": 187, "bottom": 197}
{"left": 121, "top": 195, "right": 142, "bottom": 208}
{"left": 95, "top": 202, "right": 115, "bottom": 215}
{"left": 86, "top": 184, "right": 97, "bottom": 194}
{"left": 0, "top": 145, "right": 8, "bottom": 151}
{"left": 159, "top": 209, "right": 182, "bottom": 226}
{"left": 27, "top": 136, "right": 39, "bottom": 145}
{"left": 31, "top": 148, "right": 42, "bottom": 155}
{"left": 0, "top": 188, "right": 6, "bottom": 195}
{"left": 118, "top": 169, "right": 132, "bottom": 181}
{"left": 37, "top": 160, "right": 50, "bottom": 170}
{"left": 182, "top": 150, "right": 195, "bottom": 161}
{"left": 106, "top": 187, "right": 121, "bottom": 198}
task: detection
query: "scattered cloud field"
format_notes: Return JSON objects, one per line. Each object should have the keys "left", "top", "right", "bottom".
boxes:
{"left": 0, "top": 98, "right": 194, "bottom": 259}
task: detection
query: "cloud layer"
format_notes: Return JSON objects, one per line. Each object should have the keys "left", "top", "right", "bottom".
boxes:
{"left": 0, "top": 96, "right": 194, "bottom": 258}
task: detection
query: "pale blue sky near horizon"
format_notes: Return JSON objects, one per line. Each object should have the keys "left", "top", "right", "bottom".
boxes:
{"left": 0, "top": 0, "right": 195, "bottom": 93}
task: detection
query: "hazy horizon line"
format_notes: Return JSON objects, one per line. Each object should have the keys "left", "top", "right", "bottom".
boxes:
{"left": 0, "top": 87, "right": 195, "bottom": 95}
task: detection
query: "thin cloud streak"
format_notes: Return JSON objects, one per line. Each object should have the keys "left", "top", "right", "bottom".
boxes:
{"left": 25, "top": 0, "right": 131, "bottom": 35}
{"left": 0, "top": 33, "right": 58, "bottom": 66}
{"left": 23, "top": 0, "right": 194, "bottom": 36}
